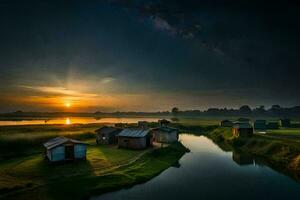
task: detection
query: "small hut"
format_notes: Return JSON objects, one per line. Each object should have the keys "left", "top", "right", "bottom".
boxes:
{"left": 158, "top": 119, "right": 171, "bottom": 127}
{"left": 232, "top": 123, "right": 253, "bottom": 137}
{"left": 95, "top": 126, "right": 122, "bottom": 145}
{"left": 43, "top": 137, "right": 87, "bottom": 162}
{"left": 117, "top": 128, "right": 152, "bottom": 150}
{"left": 254, "top": 120, "right": 267, "bottom": 132}
{"left": 220, "top": 120, "right": 233, "bottom": 127}
{"left": 280, "top": 119, "right": 291, "bottom": 128}
{"left": 152, "top": 126, "right": 179, "bottom": 143}
{"left": 267, "top": 121, "right": 279, "bottom": 129}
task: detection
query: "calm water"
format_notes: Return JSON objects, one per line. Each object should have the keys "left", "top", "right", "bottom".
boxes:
{"left": 0, "top": 117, "right": 163, "bottom": 126}
{"left": 92, "top": 134, "right": 300, "bottom": 200}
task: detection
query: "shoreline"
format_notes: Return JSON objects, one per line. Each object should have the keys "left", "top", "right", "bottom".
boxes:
{"left": 207, "top": 127, "right": 300, "bottom": 181}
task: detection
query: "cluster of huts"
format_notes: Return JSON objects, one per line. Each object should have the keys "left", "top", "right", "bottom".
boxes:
{"left": 220, "top": 118, "right": 292, "bottom": 138}
{"left": 95, "top": 119, "right": 178, "bottom": 149}
{"left": 43, "top": 119, "right": 178, "bottom": 162}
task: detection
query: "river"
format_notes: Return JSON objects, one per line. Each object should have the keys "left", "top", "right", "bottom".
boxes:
{"left": 91, "top": 134, "right": 300, "bottom": 200}
{"left": 0, "top": 117, "right": 163, "bottom": 126}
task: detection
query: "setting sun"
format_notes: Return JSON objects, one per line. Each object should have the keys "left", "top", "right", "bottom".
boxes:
{"left": 65, "top": 103, "right": 71, "bottom": 108}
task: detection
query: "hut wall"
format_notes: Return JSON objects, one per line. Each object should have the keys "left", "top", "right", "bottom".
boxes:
{"left": 96, "top": 133, "right": 109, "bottom": 144}
{"left": 238, "top": 128, "right": 253, "bottom": 137}
{"left": 51, "top": 146, "right": 65, "bottom": 162}
{"left": 108, "top": 132, "right": 118, "bottom": 144}
{"left": 97, "top": 132, "right": 118, "bottom": 145}
{"left": 232, "top": 128, "right": 238, "bottom": 137}
{"left": 118, "top": 136, "right": 147, "bottom": 149}
{"left": 153, "top": 130, "right": 178, "bottom": 143}
{"left": 74, "top": 144, "right": 86, "bottom": 159}
{"left": 46, "top": 150, "right": 52, "bottom": 160}
{"left": 254, "top": 123, "right": 267, "bottom": 131}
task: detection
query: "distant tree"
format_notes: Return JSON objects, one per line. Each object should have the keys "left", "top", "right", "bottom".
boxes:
{"left": 171, "top": 107, "right": 179, "bottom": 116}
{"left": 271, "top": 105, "right": 281, "bottom": 110}
{"left": 239, "top": 105, "right": 252, "bottom": 115}
{"left": 270, "top": 105, "right": 282, "bottom": 116}
{"left": 253, "top": 105, "right": 266, "bottom": 115}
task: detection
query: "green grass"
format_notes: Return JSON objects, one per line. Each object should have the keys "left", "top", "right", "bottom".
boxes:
{"left": 0, "top": 142, "right": 188, "bottom": 200}
{"left": 0, "top": 124, "right": 101, "bottom": 160}
{"left": 0, "top": 123, "right": 188, "bottom": 200}
{"left": 267, "top": 128, "right": 300, "bottom": 136}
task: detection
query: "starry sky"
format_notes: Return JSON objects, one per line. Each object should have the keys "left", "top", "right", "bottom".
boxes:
{"left": 0, "top": 0, "right": 299, "bottom": 112}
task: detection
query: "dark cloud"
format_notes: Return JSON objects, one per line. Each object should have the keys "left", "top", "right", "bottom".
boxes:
{"left": 0, "top": 0, "right": 299, "bottom": 111}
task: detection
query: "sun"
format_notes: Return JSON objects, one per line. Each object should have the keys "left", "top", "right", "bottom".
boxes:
{"left": 65, "top": 103, "right": 71, "bottom": 108}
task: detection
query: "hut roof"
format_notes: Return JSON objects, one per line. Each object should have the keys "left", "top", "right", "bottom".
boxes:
{"left": 118, "top": 128, "right": 150, "bottom": 138}
{"left": 95, "top": 126, "right": 121, "bottom": 135}
{"left": 43, "top": 137, "right": 86, "bottom": 150}
{"left": 153, "top": 126, "right": 178, "bottom": 133}
{"left": 233, "top": 123, "right": 253, "bottom": 129}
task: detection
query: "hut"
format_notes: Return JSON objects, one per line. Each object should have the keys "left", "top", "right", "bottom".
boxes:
{"left": 43, "top": 137, "right": 87, "bottom": 162}
{"left": 95, "top": 126, "right": 122, "bottom": 145}
{"left": 232, "top": 123, "right": 253, "bottom": 137}
{"left": 254, "top": 120, "right": 267, "bottom": 132}
{"left": 152, "top": 126, "right": 179, "bottom": 143}
{"left": 117, "top": 128, "right": 152, "bottom": 150}
{"left": 220, "top": 120, "right": 233, "bottom": 127}
{"left": 158, "top": 119, "right": 171, "bottom": 127}
{"left": 280, "top": 119, "right": 291, "bottom": 128}
{"left": 267, "top": 121, "right": 279, "bottom": 129}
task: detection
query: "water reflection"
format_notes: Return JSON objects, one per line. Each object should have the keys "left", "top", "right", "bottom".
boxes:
{"left": 65, "top": 118, "right": 71, "bottom": 125}
{"left": 232, "top": 151, "right": 254, "bottom": 166}
{"left": 0, "top": 117, "right": 164, "bottom": 126}
{"left": 92, "top": 135, "right": 300, "bottom": 200}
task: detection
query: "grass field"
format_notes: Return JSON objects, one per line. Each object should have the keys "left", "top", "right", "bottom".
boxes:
{"left": 0, "top": 123, "right": 188, "bottom": 200}
{"left": 1, "top": 119, "right": 300, "bottom": 199}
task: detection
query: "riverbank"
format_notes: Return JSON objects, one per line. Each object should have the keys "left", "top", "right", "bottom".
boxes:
{"left": 0, "top": 123, "right": 189, "bottom": 200}
{"left": 208, "top": 127, "right": 300, "bottom": 177}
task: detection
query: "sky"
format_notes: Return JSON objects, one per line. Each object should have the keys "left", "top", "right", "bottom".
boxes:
{"left": 0, "top": 0, "right": 300, "bottom": 112}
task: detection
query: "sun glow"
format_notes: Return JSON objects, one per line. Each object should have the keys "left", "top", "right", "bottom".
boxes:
{"left": 65, "top": 103, "right": 71, "bottom": 108}
{"left": 65, "top": 118, "right": 71, "bottom": 125}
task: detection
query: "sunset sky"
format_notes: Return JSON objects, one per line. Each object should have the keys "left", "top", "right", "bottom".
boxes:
{"left": 0, "top": 0, "right": 299, "bottom": 112}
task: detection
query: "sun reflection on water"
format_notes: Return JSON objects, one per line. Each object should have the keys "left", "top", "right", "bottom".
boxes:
{"left": 65, "top": 118, "right": 71, "bottom": 125}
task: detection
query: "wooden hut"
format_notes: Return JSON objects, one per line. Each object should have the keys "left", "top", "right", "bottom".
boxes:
{"left": 95, "top": 126, "right": 122, "bottom": 145}
{"left": 117, "top": 128, "right": 152, "bottom": 150}
{"left": 280, "top": 119, "right": 291, "bottom": 128}
{"left": 267, "top": 121, "right": 279, "bottom": 129}
{"left": 158, "top": 119, "right": 171, "bottom": 127}
{"left": 152, "top": 126, "right": 179, "bottom": 143}
{"left": 232, "top": 123, "right": 253, "bottom": 137}
{"left": 43, "top": 137, "right": 87, "bottom": 162}
{"left": 254, "top": 120, "right": 267, "bottom": 132}
{"left": 220, "top": 120, "right": 233, "bottom": 127}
